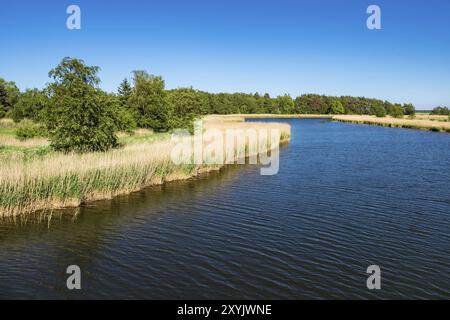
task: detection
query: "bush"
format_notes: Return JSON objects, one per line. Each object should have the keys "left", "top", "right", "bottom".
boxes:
{"left": 15, "top": 121, "right": 48, "bottom": 140}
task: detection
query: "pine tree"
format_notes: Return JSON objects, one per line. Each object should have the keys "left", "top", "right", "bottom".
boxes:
{"left": 117, "top": 78, "right": 133, "bottom": 107}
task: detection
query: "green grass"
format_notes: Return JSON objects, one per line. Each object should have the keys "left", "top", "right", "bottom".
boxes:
{"left": 0, "top": 127, "right": 16, "bottom": 136}
{"left": 118, "top": 132, "right": 170, "bottom": 145}
{"left": 0, "top": 129, "right": 168, "bottom": 161}
{"left": 0, "top": 145, "right": 53, "bottom": 160}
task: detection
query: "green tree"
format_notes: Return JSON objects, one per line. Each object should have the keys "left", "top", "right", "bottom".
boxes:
{"left": 262, "top": 93, "right": 275, "bottom": 113}
{"left": 166, "top": 88, "right": 207, "bottom": 130}
{"left": 46, "top": 57, "right": 118, "bottom": 153}
{"left": 0, "top": 78, "right": 20, "bottom": 118}
{"left": 390, "top": 104, "right": 405, "bottom": 118}
{"left": 99, "top": 92, "right": 136, "bottom": 133}
{"left": 373, "top": 105, "right": 387, "bottom": 117}
{"left": 11, "top": 88, "right": 49, "bottom": 122}
{"left": 329, "top": 99, "right": 345, "bottom": 114}
{"left": 431, "top": 106, "right": 449, "bottom": 115}
{"left": 128, "top": 70, "right": 171, "bottom": 132}
{"left": 276, "top": 94, "right": 295, "bottom": 114}
{"left": 403, "top": 103, "right": 415, "bottom": 116}
{"left": 117, "top": 78, "right": 133, "bottom": 107}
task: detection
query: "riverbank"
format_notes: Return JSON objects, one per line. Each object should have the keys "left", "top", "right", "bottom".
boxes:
{"left": 0, "top": 116, "right": 290, "bottom": 217}
{"left": 332, "top": 115, "right": 450, "bottom": 133}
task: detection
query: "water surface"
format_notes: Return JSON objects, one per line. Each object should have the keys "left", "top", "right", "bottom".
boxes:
{"left": 1, "top": 119, "right": 450, "bottom": 299}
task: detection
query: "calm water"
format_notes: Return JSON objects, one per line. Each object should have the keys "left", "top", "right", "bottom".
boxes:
{"left": 1, "top": 119, "right": 450, "bottom": 299}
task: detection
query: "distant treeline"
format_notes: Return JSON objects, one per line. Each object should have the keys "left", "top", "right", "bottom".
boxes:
{"left": 430, "top": 106, "right": 450, "bottom": 116}
{"left": 0, "top": 57, "right": 445, "bottom": 152}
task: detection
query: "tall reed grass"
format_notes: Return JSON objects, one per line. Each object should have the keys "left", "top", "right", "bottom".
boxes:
{"left": 332, "top": 115, "right": 450, "bottom": 133}
{"left": 0, "top": 117, "right": 290, "bottom": 217}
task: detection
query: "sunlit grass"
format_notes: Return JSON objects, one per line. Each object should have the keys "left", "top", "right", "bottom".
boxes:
{"left": 0, "top": 117, "right": 291, "bottom": 217}
{"left": 332, "top": 115, "right": 450, "bottom": 132}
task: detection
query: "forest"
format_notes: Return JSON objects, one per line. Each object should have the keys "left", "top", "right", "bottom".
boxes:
{"left": 0, "top": 57, "right": 422, "bottom": 153}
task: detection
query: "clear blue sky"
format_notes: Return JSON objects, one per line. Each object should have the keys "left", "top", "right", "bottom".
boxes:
{"left": 1, "top": 0, "right": 449, "bottom": 109}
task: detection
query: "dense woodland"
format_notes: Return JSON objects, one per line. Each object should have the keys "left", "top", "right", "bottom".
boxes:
{"left": 1, "top": 57, "right": 442, "bottom": 153}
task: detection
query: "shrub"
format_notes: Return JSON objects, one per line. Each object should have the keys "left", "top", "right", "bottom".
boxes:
{"left": 15, "top": 121, "right": 48, "bottom": 140}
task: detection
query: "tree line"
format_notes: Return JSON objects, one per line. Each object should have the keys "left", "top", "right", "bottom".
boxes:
{"left": 0, "top": 57, "right": 427, "bottom": 153}
{"left": 430, "top": 106, "right": 450, "bottom": 116}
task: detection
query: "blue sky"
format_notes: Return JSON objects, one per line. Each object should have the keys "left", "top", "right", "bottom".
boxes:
{"left": 1, "top": 0, "right": 449, "bottom": 109}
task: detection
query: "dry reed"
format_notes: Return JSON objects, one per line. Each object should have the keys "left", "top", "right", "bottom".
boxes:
{"left": 332, "top": 115, "right": 450, "bottom": 132}
{"left": 0, "top": 117, "right": 290, "bottom": 217}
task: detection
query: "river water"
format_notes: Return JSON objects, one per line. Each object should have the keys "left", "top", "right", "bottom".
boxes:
{"left": 1, "top": 118, "right": 450, "bottom": 299}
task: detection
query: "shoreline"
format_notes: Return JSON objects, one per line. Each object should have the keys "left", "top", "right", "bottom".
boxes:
{"left": 223, "top": 114, "right": 450, "bottom": 133}
{"left": 332, "top": 115, "right": 450, "bottom": 133}
{"left": 2, "top": 113, "right": 449, "bottom": 217}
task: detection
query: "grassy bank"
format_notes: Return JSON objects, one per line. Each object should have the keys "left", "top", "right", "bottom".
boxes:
{"left": 0, "top": 116, "right": 290, "bottom": 217}
{"left": 332, "top": 115, "right": 450, "bottom": 133}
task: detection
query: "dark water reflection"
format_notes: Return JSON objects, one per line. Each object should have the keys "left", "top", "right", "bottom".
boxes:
{"left": 1, "top": 119, "right": 450, "bottom": 299}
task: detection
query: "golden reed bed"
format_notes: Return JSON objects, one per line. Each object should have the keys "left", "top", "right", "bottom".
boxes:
{"left": 332, "top": 115, "right": 450, "bottom": 133}
{"left": 0, "top": 116, "right": 290, "bottom": 217}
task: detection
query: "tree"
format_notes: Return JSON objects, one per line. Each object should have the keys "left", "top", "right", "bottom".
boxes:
{"left": 329, "top": 99, "right": 345, "bottom": 114}
{"left": 262, "top": 93, "right": 275, "bottom": 113}
{"left": 403, "top": 103, "right": 415, "bottom": 116}
{"left": 99, "top": 92, "right": 136, "bottom": 133}
{"left": 431, "top": 106, "right": 449, "bottom": 115}
{"left": 11, "top": 88, "right": 49, "bottom": 122}
{"left": 372, "top": 105, "right": 387, "bottom": 117}
{"left": 390, "top": 104, "right": 404, "bottom": 118}
{"left": 46, "top": 57, "right": 118, "bottom": 153}
{"left": 0, "top": 78, "right": 20, "bottom": 118}
{"left": 128, "top": 70, "right": 171, "bottom": 132}
{"left": 166, "top": 88, "right": 207, "bottom": 130}
{"left": 276, "top": 94, "right": 295, "bottom": 114}
{"left": 117, "top": 78, "right": 132, "bottom": 107}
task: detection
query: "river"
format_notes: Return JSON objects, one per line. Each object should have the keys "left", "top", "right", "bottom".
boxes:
{"left": 1, "top": 118, "right": 450, "bottom": 299}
